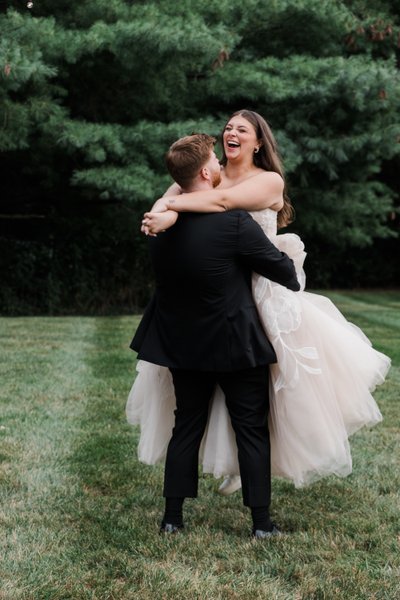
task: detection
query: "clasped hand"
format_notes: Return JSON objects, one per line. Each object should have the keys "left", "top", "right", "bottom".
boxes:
{"left": 141, "top": 199, "right": 178, "bottom": 236}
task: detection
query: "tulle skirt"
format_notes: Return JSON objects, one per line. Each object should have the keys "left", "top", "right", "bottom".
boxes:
{"left": 126, "top": 234, "right": 390, "bottom": 487}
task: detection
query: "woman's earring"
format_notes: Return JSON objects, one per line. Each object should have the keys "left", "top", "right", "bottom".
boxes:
{"left": 254, "top": 147, "right": 260, "bottom": 154}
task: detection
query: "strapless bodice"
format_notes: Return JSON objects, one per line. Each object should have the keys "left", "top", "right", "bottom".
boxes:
{"left": 249, "top": 208, "right": 278, "bottom": 238}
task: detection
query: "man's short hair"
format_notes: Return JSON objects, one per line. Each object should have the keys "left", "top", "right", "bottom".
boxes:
{"left": 165, "top": 133, "right": 216, "bottom": 188}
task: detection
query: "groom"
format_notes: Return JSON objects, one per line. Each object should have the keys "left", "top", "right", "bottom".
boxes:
{"left": 131, "top": 133, "right": 300, "bottom": 538}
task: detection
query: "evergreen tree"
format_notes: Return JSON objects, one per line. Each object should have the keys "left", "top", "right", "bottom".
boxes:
{"left": 0, "top": 0, "right": 399, "bottom": 313}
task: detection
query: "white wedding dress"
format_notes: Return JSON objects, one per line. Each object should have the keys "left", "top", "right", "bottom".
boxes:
{"left": 126, "top": 209, "right": 391, "bottom": 488}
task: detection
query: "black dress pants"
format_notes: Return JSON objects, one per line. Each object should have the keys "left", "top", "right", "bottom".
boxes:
{"left": 164, "top": 365, "right": 270, "bottom": 508}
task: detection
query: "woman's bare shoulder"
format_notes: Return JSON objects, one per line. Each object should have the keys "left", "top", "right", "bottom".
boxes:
{"left": 215, "top": 169, "right": 284, "bottom": 211}
{"left": 250, "top": 170, "right": 284, "bottom": 185}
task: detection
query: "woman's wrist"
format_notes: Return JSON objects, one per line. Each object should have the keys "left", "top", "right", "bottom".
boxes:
{"left": 165, "top": 198, "right": 177, "bottom": 211}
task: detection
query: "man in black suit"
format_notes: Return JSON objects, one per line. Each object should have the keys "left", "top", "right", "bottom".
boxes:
{"left": 131, "top": 134, "right": 300, "bottom": 537}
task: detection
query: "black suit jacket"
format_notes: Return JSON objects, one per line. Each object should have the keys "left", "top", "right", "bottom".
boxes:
{"left": 131, "top": 210, "right": 300, "bottom": 371}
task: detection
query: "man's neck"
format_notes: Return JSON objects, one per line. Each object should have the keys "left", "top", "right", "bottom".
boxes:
{"left": 181, "top": 181, "right": 213, "bottom": 194}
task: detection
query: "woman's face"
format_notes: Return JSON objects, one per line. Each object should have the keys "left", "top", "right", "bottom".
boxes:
{"left": 223, "top": 115, "right": 259, "bottom": 162}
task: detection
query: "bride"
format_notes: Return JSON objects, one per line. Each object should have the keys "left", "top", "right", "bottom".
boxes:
{"left": 127, "top": 109, "right": 391, "bottom": 491}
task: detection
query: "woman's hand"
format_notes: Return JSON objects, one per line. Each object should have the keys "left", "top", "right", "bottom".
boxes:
{"left": 141, "top": 210, "right": 178, "bottom": 235}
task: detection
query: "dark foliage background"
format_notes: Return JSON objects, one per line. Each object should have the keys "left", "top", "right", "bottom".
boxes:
{"left": 1, "top": 0, "right": 399, "bottom": 314}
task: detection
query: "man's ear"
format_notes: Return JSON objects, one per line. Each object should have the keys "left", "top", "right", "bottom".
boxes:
{"left": 200, "top": 166, "right": 211, "bottom": 181}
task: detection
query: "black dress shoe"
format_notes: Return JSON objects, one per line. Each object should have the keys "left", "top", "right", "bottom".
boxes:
{"left": 159, "top": 522, "right": 184, "bottom": 534}
{"left": 252, "top": 524, "right": 282, "bottom": 539}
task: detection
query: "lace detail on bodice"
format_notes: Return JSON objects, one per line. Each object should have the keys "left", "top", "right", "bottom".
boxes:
{"left": 249, "top": 208, "right": 278, "bottom": 238}
{"left": 250, "top": 208, "right": 321, "bottom": 391}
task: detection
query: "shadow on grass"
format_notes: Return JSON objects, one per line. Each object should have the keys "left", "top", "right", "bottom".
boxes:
{"left": 61, "top": 316, "right": 167, "bottom": 556}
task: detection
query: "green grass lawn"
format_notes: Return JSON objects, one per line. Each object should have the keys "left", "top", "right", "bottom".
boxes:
{"left": 1, "top": 291, "right": 399, "bottom": 599}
